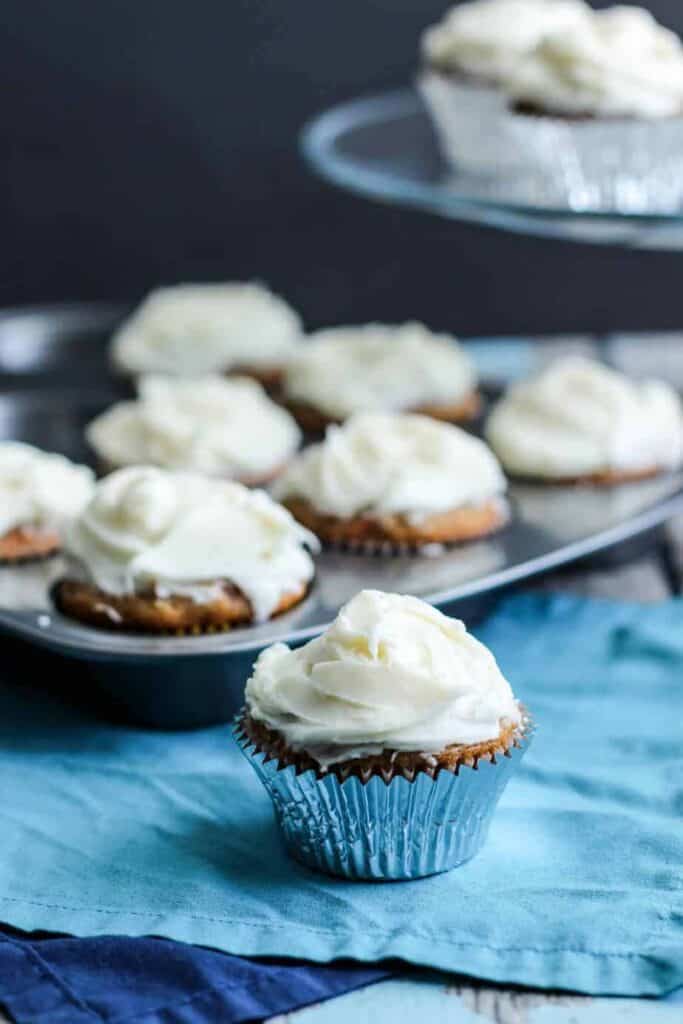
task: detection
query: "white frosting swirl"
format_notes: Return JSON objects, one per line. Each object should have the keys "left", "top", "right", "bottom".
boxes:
{"left": 112, "top": 283, "right": 303, "bottom": 375}
{"left": 0, "top": 442, "right": 95, "bottom": 536}
{"left": 284, "top": 323, "right": 476, "bottom": 419}
{"left": 65, "top": 467, "right": 318, "bottom": 621}
{"left": 485, "top": 356, "right": 683, "bottom": 479}
{"left": 506, "top": 6, "right": 683, "bottom": 118}
{"left": 86, "top": 375, "right": 301, "bottom": 480}
{"left": 274, "top": 412, "right": 505, "bottom": 520}
{"left": 246, "top": 589, "right": 521, "bottom": 766}
{"left": 422, "top": 0, "right": 590, "bottom": 82}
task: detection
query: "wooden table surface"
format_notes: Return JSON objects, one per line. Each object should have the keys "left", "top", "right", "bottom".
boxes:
{"left": 275, "top": 513, "right": 683, "bottom": 1024}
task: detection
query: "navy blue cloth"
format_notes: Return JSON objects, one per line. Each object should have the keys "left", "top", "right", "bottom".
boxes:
{"left": 0, "top": 927, "right": 386, "bottom": 1024}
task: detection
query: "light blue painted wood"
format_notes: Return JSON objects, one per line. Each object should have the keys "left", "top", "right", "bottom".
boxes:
{"left": 277, "top": 974, "right": 682, "bottom": 1023}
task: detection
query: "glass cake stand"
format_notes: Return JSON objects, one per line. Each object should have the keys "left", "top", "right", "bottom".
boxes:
{"left": 302, "top": 88, "right": 683, "bottom": 249}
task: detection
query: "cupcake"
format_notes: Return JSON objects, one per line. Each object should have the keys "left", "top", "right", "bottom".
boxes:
{"left": 503, "top": 6, "right": 683, "bottom": 211}
{"left": 56, "top": 466, "right": 318, "bottom": 633}
{"left": 86, "top": 374, "right": 301, "bottom": 485}
{"left": 282, "top": 322, "right": 479, "bottom": 431}
{"left": 419, "top": 0, "right": 589, "bottom": 175}
{"left": 0, "top": 442, "right": 95, "bottom": 563}
{"left": 273, "top": 412, "right": 507, "bottom": 548}
{"left": 111, "top": 282, "right": 302, "bottom": 388}
{"left": 236, "top": 589, "right": 530, "bottom": 880}
{"left": 485, "top": 355, "right": 683, "bottom": 484}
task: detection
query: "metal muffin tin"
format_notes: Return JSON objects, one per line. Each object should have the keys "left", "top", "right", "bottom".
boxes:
{"left": 1, "top": 304, "right": 682, "bottom": 728}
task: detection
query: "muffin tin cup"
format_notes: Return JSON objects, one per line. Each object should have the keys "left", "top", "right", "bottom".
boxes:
{"left": 504, "top": 113, "right": 683, "bottom": 214}
{"left": 234, "top": 715, "right": 532, "bottom": 881}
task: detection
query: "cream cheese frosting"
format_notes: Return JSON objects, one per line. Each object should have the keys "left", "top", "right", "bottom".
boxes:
{"left": 65, "top": 467, "right": 319, "bottom": 621}
{"left": 485, "top": 355, "right": 683, "bottom": 479}
{"left": 111, "top": 282, "right": 303, "bottom": 375}
{"left": 506, "top": 6, "right": 683, "bottom": 118}
{"left": 283, "top": 323, "right": 476, "bottom": 419}
{"left": 86, "top": 375, "right": 301, "bottom": 480}
{"left": 0, "top": 442, "right": 95, "bottom": 537}
{"left": 246, "top": 589, "right": 521, "bottom": 766}
{"left": 422, "top": 0, "right": 590, "bottom": 82}
{"left": 274, "top": 412, "right": 505, "bottom": 521}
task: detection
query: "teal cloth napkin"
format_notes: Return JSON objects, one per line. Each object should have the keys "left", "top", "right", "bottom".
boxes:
{"left": 0, "top": 593, "right": 681, "bottom": 997}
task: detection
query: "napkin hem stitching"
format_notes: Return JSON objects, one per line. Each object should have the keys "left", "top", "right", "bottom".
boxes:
{"left": 0, "top": 897, "right": 665, "bottom": 961}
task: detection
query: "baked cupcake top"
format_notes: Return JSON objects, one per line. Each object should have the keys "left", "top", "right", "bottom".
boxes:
{"left": 421, "top": 0, "right": 589, "bottom": 82}
{"left": 274, "top": 412, "right": 505, "bottom": 520}
{"left": 283, "top": 323, "right": 476, "bottom": 420}
{"left": 65, "top": 467, "right": 318, "bottom": 621}
{"left": 485, "top": 355, "right": 683, "bottom": 479}
{"left": 86, "top": 375, "right": 301, "bottom": 481}
{"left": 246, "top": 589, "right": 521, "bottom": 767}
{"left": 506, "top": 6, "right": 683, "bottom": 118}
{"left": 111, "top": 282, "right": 302, "bottom": 376}
{"left": 0, "top": 442, "right": 95, "bottom": 537}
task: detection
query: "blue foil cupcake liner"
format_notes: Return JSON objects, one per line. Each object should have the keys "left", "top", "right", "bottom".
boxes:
{"left": 234, "top": 714, "right": 531, "bottom": 881}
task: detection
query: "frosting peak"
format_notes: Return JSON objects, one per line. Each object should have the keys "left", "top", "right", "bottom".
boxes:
{"left": 0, "top": 442, "right": 95, "bottom": 536}
{"left": 506, "top": 6, "right": 683, "bottom": 117}
{"left": 87, "top": 375, "right": 301, "bottom": 480}
{"left": 284, "top": 323, "right": 476, "bottom": 419}
{"left": 274, "top": 412, "right": 505, "bottom": 519}
{"left": 422, "top": 0, "right": 590, "bottom": 82}
{"left": 111, "top": 282, "right": 303, "bottom": 375}
{"left": 485, "top": 355, "right": 683, "bottom": 478}
{"left": 66, "top": 467, "right": 318, "bottom": 621}
{"left": 246, "top": 589, "right": 520, "bottom": 766}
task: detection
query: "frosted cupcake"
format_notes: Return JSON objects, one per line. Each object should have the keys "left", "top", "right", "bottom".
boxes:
{"left": 485, "top": 355, "right": 683, "bottom": 483}
{"left": 419, "top": 0, "right": 589, "bottom": 174}
{"left": 236, "top": 589, "right": 531, "bottom": 879}
{"left": 0, "top": 442, "right": 95, "bottom": 562}
{"left": 57, "top": 466, "right": 318, "bottom": 633}
{"left": 283, "top": 322, "right": 478, "bottom": 430}
{"left": 504, "top": 6, "right": 683, "bottom": 211}
{"left": 111, "top": 282, "right": 302, "bottom": 387}
{"left": 274, "top": 412, "right": 507, "bottom": 548}
{"left": 86, "top": 375, "right": 301, "bottom": 485}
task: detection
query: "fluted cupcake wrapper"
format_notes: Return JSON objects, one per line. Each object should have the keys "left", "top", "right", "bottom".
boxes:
{"left": 234, "top": 719, "right": 531, "bottom": 881}
{"left": 322, "top": 498, "right": 510, "bottom": 558}
{"left": 420, "top": 70, "right": 683, "bottom": 214}
{"left": 418, "top": 71, "right": 532, "bottom": 177}
{"left": 504, "top": 114, "right": 683, "bottom": 214}
{"left": 326, "top": 538, "right": 448, "bottom": 557}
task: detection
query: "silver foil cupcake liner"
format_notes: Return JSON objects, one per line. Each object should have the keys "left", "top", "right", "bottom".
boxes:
{"left": 418, "top": 71, "right": 531, "bottom": 177}
{"left": 234, "top": 715, "right": 531, "bottom": 881}
{"left": 504, "top": 113, "right": 683, "bottom": 214}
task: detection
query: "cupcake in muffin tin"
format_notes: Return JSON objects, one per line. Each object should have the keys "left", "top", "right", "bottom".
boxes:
{"left": 419, "top": 0, "right": 590, "bottom": 175}
{"left": 236, "top": 589, "right": 531, "bottom": 879}
{"left": 86, "top": 374, "right": 301, "bottom": 485}
{"left": 56, "top": 466, "right": 318, "bottom": 633}
{"left": 485, "top": 355, "right": 683, "bottom": 484}
{"left": 111, "top": 282, "right": 303, "bottom": 388}
{"left": 0, "top": 442, "right": 95, "bottom": 563}
{"left": 282, "top": 322, "right": 479, "bottom": 430}
{"left": 273, "top": 412, "right": 507, "bottom": 549}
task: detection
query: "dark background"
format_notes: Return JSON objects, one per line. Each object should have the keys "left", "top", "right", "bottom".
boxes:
{"left": 2, "top": 0, "right": 683, "bottom": 336}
